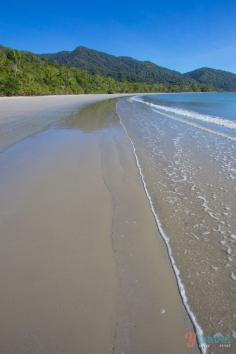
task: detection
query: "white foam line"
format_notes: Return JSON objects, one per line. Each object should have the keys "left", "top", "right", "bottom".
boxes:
{"left": 130, "top": 96, "right": 236, "bottom": 142}
{"left": 130, "top": 96, "right": 236, "bottom": 130}
{"left": 117, "top": 103, "right": 207, "bottom": 354}
{"left": 152, "top": 108, "right": 236, "bottom": 143}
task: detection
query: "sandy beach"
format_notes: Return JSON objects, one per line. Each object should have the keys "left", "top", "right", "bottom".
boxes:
{"left": 0, "top": 96, "right": 198, "bottom": 353}
{"left": 0, "top": 94, "right": 132, "bottom": 152}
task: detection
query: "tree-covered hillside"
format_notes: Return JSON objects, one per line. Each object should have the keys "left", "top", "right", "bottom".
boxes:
{"left": 1, "top": 44, "right": 235, "bottom": 95}
{"left": 42, "top": 46, "right": 195, "bottom": 85}
{"left": 0, "top": 46, "right": 126, "bottom": 95}
{"left": 0, "top": 46, "right": 210, "bottom": 96}
{"left": 184, "top": 67, "right": 236, "bottom": 91}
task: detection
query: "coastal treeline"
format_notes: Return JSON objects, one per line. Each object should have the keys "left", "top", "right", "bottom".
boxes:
{"left": 0, "top": 46, "right": 210, "bottom": 95}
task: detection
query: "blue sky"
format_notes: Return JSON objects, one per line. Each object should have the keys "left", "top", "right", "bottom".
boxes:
{"left": 1, "top": 0, "right": 236, "bottom": 73}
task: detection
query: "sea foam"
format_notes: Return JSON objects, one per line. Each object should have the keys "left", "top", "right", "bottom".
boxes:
{"left": 129, "top": 97, "right": 236, "bottom": 142}
{"left": 130, "top": 96, "right": 236, "bottom": 130}
{"left": 117, "top": 101, "right": 207, "bottom": 354}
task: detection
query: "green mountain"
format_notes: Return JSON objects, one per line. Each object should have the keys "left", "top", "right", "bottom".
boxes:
{"left": 0, "top": 46, "right": 208, "bottom": 96}
{"left": 1, "top": 44, "right": 235, "bottom": 95}
{"left": 42, "top": 47, "right": 236, "bottom": 91}
{"left": 41, "top": 46, "right": 194, "bottom": 85}
{"left": 0, "top": 46, "right": 175, "bottom": 96}
{"left": 184, "top": 67, "right": 236, "bottom": 91}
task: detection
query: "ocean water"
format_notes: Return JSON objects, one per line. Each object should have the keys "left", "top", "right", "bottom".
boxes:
{"left": 117, "top": 93, "right": 236, "bottom": 353}
{"left": 142, "top": 93, "right": 236, "bottom": 141}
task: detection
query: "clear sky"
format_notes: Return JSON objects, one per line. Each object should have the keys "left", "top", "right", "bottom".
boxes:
{"left": 1, "top": 0, "right": 236, "bottom": 73}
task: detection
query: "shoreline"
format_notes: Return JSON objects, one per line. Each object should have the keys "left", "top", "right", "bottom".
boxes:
{"left": 0, "top": 93, "right": 134, "bottom": 99}
{"left": 0, "top": 98, "right": 199, "bottom": 353}
{"left": 117, "top": 95, "right": 236, "bottom": 353}
{"left": 0, "top": 90, "right": 220, "bottom": 101}
{"left": 117, "top": 106, "right": 205, "bottom": 354}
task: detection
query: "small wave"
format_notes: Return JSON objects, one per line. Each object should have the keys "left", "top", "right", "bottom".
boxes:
{"left": 117, "top": 101, "right": 207, "bottom": 354}
{"left": 130, "top": 96, "right": 236, "bottom": 130}
{"left": 152, "top": 108, "right": 236, "bottom": 142}
{"left": 129, "top": 97, "right": 236, "bottom": 142}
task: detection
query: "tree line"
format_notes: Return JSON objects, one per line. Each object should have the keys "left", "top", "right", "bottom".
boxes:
{"left": 0, "top": 47, "right": 211, "bottom": 96}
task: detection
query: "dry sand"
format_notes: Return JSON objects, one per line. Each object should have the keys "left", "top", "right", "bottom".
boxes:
{"left": 0, "top": 96, "right": 199, "bottom": 353}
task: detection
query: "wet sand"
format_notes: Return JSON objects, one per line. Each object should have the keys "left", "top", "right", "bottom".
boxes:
{"left": 117, "top": 97, "right": 236, "bottom": 353}
{"left": 0, "top": 94, "right": 131, "bottom": 152}
{"left": 0, "top": 97, "right": 198, "bottom": 353}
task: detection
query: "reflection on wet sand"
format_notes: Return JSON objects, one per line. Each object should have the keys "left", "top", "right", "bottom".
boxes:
{"left": 0, "top": 98, "right": 198, "bottom": 354}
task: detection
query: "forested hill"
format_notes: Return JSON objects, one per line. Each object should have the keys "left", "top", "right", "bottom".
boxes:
{"left": 0, "top": 45, "right": 235, "bottom": 95}
{"left": 184, "top": 67, "right": 236, "bottom": 92}
{"left": 42, "top": 47, "right": 236, "bottom": 91}
{"left": 41, "top": 46, "right": 194, "bottom": 85}
{"left": 0, "top": 46, "right": 209, "bottom": 96}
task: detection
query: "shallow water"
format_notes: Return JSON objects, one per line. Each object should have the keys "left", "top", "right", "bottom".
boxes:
{"left": 117, "top": 93, "right": 236, "bottom": 353}
{"left": 139, "top": 93, "right": 236, "bottom": 141}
